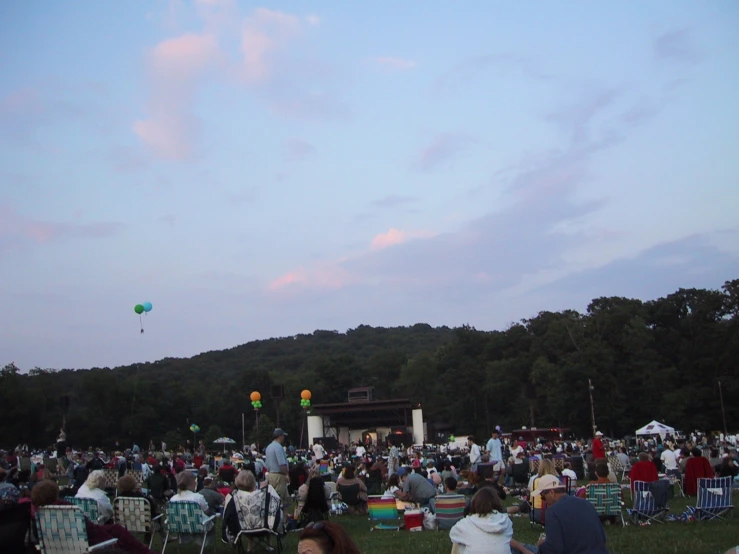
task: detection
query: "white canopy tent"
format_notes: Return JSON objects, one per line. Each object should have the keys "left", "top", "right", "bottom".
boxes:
{"left": 635, "top": 420, "right": 675, "bottom": 438}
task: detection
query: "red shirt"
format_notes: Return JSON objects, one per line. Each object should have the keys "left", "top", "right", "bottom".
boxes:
{"left": 592, "top": 437, "right": 606, "bottom": 459}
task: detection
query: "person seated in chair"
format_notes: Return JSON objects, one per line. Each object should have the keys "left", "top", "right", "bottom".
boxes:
{"left": 336, "top": 466, "right": 368, "bottom": 515}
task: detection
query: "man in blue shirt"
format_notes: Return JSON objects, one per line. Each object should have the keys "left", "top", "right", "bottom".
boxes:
{"left": 531, "top": 474, "right": 608, "bottom": 554}
{"left": 265, "top": 428, "right": 290, "bottom": 505}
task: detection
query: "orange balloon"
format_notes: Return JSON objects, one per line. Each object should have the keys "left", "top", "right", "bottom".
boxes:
{"left": 300, "top": 389, "right": 312, "bottom": 400}
{"left": 250, "top": 391, "right": 261, "bottom": 402}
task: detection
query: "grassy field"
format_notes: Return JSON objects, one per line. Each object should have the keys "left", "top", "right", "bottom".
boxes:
{"left": 152, "top": 492, "right": 738, "bottom": 554}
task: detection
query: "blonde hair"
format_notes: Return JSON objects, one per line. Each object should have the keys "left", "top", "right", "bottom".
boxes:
{"left": 234, "top": 470, "right": 256, "bottom": 492}
{"left": 85, "top": 470, "right": 105, "bottom": 490}
{"left": 537, "top": 459, "right": 558, "bottom": 477}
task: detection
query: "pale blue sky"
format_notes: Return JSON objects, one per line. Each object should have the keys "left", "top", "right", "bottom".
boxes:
{"left": 1, "top": 1, "right": 737, "bottom": 369}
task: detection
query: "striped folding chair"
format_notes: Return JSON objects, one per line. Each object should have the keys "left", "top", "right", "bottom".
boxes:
{"left": 36, "top": 505, "right": 117, "bottom": 554}
{"left": 433, "top": 494, "right": 466, "bottom": 530}
{"left": 319, "top": 461, "right": 329, "bottom": 475}
{"left": 367, "top": 496, "right": 401, "bottom": 531}
{"left": 695, "top": 477, "right": 734, "bottom": 521}
{"left": 64, "top": 497, "right": 106, "bottom": 524}
{"left": 163, "top": 501, "right": 216, "bottom": 554}
{"left": 585, "top": 483, "right": 625, "bottom": 526}
{"left": 114, "top": 496, "right": 164, "bottom": 549}
{"left": 101, "top": 469, "right": 119, "bottom": 491}
{"left": 629, "top": 480, "right": 669, "bottom": 524}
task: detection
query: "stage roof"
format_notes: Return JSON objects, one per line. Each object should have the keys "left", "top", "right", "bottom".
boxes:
{"left": 311, "top": 398, "right": 414, "bottom": 429}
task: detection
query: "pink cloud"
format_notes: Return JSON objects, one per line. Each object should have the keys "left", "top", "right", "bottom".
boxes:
{"left": 268, "top": 264, "right": 351, "bottom": 292}
{"left": 371, "top": 228, "right": 435, "bottom": 250}
{"left": 0, "top": 205, "right": 123, "bottom": 253}
{"left": 375, "top": 57, "right": 416, "bottom": 70}
{"left": 133, "top": 33, "right": 220, "bottom": 160}
{"left": 241, "top": 8, "right": 306, "bottom": 84}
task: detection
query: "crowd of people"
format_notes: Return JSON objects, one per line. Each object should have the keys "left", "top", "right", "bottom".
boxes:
{"left": 1, "top": 425, "right": 737, "bottom": 554}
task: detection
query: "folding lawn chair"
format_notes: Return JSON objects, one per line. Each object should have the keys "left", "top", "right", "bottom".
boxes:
{"left": 367, "top": 496, "right": 401, "bottom": 531}
{"left": 433, "top": 494, "right": 466, "bottom": 530}
{"left": 629, "top": 480, "right": 669, "bottom": 524}
{"left": 64, "top": 497, "right": 107, "bottom": 524}
{"left": 694, "top": 476, "right": 734, "bottom": 521}
{"left": 585, "top": 482, "right": 625, "bottom": 526}
{"left": 36, "top": 505, "right": 117, "bottom": 554}
{"left": 114, "top": 496, "right": 164, "bottom": 549}
{"left": 162, "top": 501, "right": 216, "bottom": 554}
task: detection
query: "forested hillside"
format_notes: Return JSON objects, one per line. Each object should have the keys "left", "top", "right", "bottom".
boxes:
{"left": 2, "top": 280, "right": 737, "bottom": 449}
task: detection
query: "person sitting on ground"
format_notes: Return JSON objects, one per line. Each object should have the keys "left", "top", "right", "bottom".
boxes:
{"left": 297, "top": 520, "right": 361, "bottom": 554}
{"left": 382, "top": 474, "right": 401, "bottom": 499}
{"left": 532, "top": 475, "right": 608, "bottom": 554}
{"left": 296, "top": 467, "right": 331, "bottom": 518}
{"left": 300, "top": 472, "right": 330, "bottom": 525}
{"left": 33, "top": 479, "right": 155, "bottom": 554}
{"left": 449, "top": 487, "right": 537, "bottom": 554}
{"left": 76, "top": 469, "right": 113, "bottom": 522}
{"left": 397, "top": 469, "right": 437, "bottom": 507}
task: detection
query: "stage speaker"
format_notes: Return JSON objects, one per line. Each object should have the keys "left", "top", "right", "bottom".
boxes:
{"left": 270, "top": 385, "right": 284, "bottom": 399}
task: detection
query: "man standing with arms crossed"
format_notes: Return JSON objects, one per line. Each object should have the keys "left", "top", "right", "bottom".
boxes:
{"left": 265, "top": 428, "right": 291, "bottom": 506}
{"left": 486, "top": 429, "right": 504, "bottom": 484}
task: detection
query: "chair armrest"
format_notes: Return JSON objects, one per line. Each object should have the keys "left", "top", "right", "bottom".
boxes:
{"left": 152, "top": 514, "right": 164, "bottom": 521}
{"left": 202, "top": 514, "right": 217, "bottom": 525}
{"left": 89, "top": 539, "right": 118, "bottom": 551}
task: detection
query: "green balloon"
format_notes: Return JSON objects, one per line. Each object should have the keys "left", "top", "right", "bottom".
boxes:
{"left": 134, "top": 304, "right": 144, "bottom": 314}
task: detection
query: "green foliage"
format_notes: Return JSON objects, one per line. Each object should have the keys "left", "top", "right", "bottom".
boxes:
{"left": 204, "top": 425, "right": 225, "bottom": 446}
{"left": 2, "top": 281, "right": 738, "bottom": 448}
{"left": 250, "top": 414, "right": 276, "bottom": 449}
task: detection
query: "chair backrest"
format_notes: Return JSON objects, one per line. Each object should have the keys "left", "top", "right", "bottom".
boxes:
{"left": 558, "top": 475, "right": 572, "bottom": 495}
{"left": 44, "top": 458, "right": 59, "bottom": 473}
{"left": 36, "top": 506, "right": 90, "bottom": 554}
{"left": 529, "top": 458, "right": 540, "bottom": 475}
{"left": 696, "top": 477, "right": 733, "bottom": 511}
{"left": 337, "top": 483, "right": 361, "bottom": 506}
{"left": 65, "top": 497, "right": 99, "bottom": 522}
{"left": 125, "top": 470, "right": 144, "bottom": 488}
{"left": 114, "top": 496, "right": 153, "bottom": 534}
{"left": 607, "top": 456, "right": 623, "bottom": 472}
{"left": 319, "top": 461, "right": 329, "bottom": 475}
{"left": 367, "top": 496, "right": 399, "bottom": 522}
{"left": 585, "top": 483, "right": 621, "bottom": 516}
{"left": 101, "top": 469, "right": 119, "bottom": 490}
{"left": 434, "top": 495, "right": 466, "bottom": 530}
{"left": 167, "top": 501, "right": 209, "bottom": 534}
{"left": 20, "top": 457, "right": 32, "bottom": 472}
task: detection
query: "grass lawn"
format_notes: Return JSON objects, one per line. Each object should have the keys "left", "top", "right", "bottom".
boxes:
{"left": 153, "top": 492, "right": 738, "bottom": 554}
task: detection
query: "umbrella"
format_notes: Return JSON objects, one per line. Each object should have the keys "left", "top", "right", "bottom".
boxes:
{"left": 213, "top": 437, "right": 236, "bottom": 452}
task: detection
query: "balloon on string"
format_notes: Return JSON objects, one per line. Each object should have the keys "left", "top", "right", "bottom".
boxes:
{"left": 189, "top": 424, "right": 200, "bottom": 433}
{"left": 142, "top": 302, "right": 153, "bottom": 313}
{"left": 301, "top": 390, "right": 312, "bottom": 400}
{"left": 250, "top": 391, "right": 261, "bottom": 402}
{"left": 134, "top": 304, "right": 144, "bottom": 314}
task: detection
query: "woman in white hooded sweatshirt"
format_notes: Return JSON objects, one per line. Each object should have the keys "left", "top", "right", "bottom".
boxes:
{"left": 449, "top": 487, "right": 537, "bottom": 554}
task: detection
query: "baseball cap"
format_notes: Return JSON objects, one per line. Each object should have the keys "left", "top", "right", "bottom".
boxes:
{"left": 595, "top": 431, "right": 604, "bottom": 436}
{"left": 273, "top": 428, "right": 288, "bottom": 438}
{"left": 530, "top": 475, "right": 563, "bottom": 497}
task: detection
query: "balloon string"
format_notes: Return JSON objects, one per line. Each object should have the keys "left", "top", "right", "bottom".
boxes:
{"left": 140, "top": 314, "right": 144, "bottom": 333}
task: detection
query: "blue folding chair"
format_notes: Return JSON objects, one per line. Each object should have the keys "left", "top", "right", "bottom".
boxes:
{"left": 695, "top": 477, "right": 734, "bottom": 521}
{"left": 629, "top": 480, "right": 669, "bottom": 524}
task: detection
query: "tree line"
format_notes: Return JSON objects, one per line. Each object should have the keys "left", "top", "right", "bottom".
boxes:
{"left": 1, "top": 280, "right": 737, "bottom": 449}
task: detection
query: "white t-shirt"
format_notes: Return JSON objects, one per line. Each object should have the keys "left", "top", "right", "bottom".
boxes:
{"left": 661, "top": 449, "right": 678, "bottom": 471}
{"left": 313, "top": 443, "right": 326, "bottom": 460}
{"left": 170, "top": 490, "right": 210, "bottom": 514}
{"left": 469, "top": 444, "right": 481, "bottom": 464}
{"left": 355, "top": 445, "right": 366, "bottom": 457}
{"left": 509, "top": 445, "right": 524, "bottom": 463}
{"left": 561, "top": 468, "right": 578, "bottom": 483}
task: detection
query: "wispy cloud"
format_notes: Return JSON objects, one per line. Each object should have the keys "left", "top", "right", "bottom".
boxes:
{"left": 375, "top": 57, "right": 416, "bottom": 70}
{"left": 372, "top": 195, "right": 419, "bottom": 208}
{"left": 158, "top": 214, "right": 177, "bottom": 226}
{"left": 654, "top": 28, "right": 701, "bottom": 65}
{"left": 0, "top": 204, "right": 124, "bottom": 254}
{"left": 411, "top": 133, "right": 474, "bottom": 172}
{"left": 284, "top": 138, "right": 317, "bottom": 162}
{"left": 370, "top": 228, "right": 435, "bottom": 250}
{"left": 435, "top": 53, "right": 554, "bottom": 92}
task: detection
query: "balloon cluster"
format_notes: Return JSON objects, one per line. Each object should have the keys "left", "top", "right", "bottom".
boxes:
{"left": 190, "top": 424, "right": 200, "bottom": 433}
{"left": 449, "top": 434, "right": 456, "bottom": 442}
{"left": 250, "top": 391, "right": 262, "bottom": 410}
{"left": 134, "top": 302, "right": 153, "bottom": 314}
{"left": 300, "top": 389, "right": 312, "bottom": 409}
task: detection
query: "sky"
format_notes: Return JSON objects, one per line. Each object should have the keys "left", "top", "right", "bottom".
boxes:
{"left": 1, "top": 1, "right": 738, "bottom": 371}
